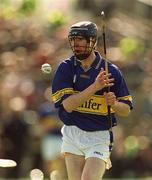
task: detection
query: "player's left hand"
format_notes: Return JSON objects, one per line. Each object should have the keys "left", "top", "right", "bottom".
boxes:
{"left": 104, "top": 92, "right": 117, "bottom": 106}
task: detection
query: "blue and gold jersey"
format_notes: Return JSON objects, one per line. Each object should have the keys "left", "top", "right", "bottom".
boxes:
{"left": 52, "top": 51, "right": 133, "bottom": 131}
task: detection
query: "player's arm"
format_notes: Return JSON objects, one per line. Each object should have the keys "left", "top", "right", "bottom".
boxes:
{"left": 63, "top": 69, "right": 114, "bottom": 113}
{"left": 112, "top": 101, "right": 130, "bottom": 117}
{"left": 104, "top": 92, "right": 130, "bottom": 117}
{"left": 104, "top": 66, "right": 133, "bottom": 117}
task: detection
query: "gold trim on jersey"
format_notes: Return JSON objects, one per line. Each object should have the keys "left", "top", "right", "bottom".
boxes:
{"left": 52, "top": 88, "right": 74, "bottom": 103}
{"left": 52, "top": 89, "right": 132, "bottom": 115}
{"left": 117, "top": 95, "right": 132, "bottom": 102}
{"left": 74, "top": 95, "right": 115, "bottom": 115}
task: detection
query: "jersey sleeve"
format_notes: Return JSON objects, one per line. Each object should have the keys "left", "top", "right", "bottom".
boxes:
{"left": 51, "top": 61, "right": 74, "bottom": 108}
{"left": 111, "top": 66, "right": 133, "bottom": 109}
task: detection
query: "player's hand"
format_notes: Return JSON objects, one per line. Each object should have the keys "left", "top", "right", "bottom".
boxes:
{"left": 93, "top": 68, "right": 114, "bottom": 91}
{"left": 104, "top": 92, "right": 117, "bottom": 106}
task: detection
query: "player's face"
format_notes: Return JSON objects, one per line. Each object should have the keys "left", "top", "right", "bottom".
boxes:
{"left": 70, "top": 36, "right": 88, "bottom": 53}
{"left": 69, "top": 36, "right": 91, "bottom": 60}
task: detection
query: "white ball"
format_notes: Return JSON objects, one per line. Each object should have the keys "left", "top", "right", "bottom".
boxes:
{"left": 41, "top": 63, "right": 52, "bottom": 74}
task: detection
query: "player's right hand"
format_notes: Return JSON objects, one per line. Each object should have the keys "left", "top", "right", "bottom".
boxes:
{"left": 93, "top": 68, "right": 114, "bottom": 91}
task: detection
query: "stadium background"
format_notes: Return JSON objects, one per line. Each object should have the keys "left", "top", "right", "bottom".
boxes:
{"left": 0, "top": 0, "right": 151, "bottom": 179}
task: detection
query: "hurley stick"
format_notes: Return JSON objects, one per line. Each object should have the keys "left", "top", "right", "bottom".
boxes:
{"left": 101, "top": 11, "right": 112, "bottom": 128}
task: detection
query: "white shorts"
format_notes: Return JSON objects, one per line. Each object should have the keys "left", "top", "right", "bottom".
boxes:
{"left": 61, "top": 125, "right": 113, "bottom": 169}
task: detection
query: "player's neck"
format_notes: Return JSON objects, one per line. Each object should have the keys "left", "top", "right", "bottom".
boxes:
{"left": 81, "top": 52, "right": 96, "bottom": 69}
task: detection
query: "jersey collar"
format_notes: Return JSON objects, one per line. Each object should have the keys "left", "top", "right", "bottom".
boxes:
{"left": 90, "top": 51, "right": 102, "bottom": 69}
{"left": 73, "top": 51, "right": 103, "bottom": 70}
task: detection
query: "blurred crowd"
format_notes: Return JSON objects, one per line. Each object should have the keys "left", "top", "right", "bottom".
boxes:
{"left": 0, "top": 0, "right": 152, "bottom": 179}
{"left": 0, "top": 15, "right": 68, "bottom": 178}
